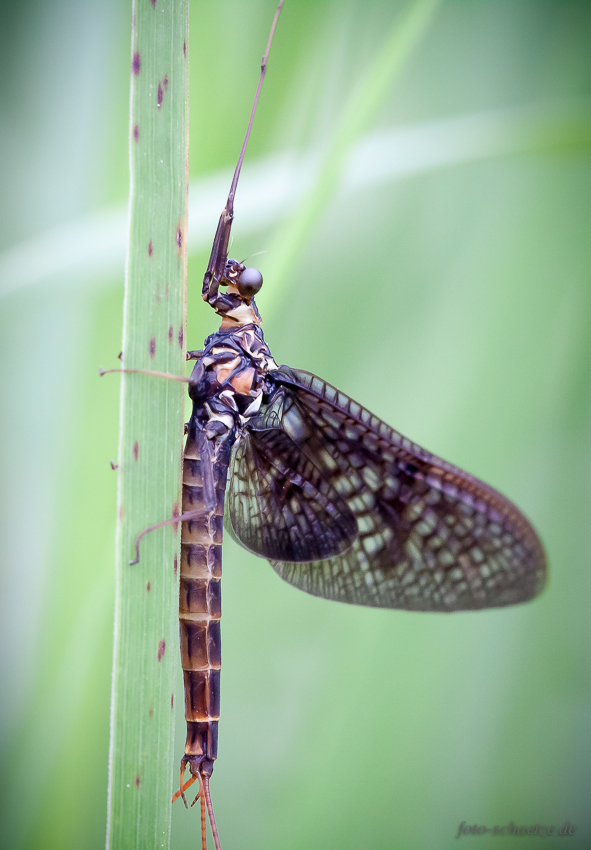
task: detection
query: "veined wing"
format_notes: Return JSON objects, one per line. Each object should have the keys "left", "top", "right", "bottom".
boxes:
{"left": 226, "top": 366, "right": 547, "bottom": 612}
{"left": 226, "top": 422, "right": 358, "bottom": 563}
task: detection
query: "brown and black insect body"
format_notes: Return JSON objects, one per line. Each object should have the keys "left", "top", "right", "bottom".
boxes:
{"left": 173, "top": 259, "right": 278, "bottom": 841}
{"left": 120, "top": 0, "right": 546, "bottom": 846}
{"left": 170, "top": 3, "right": 284, "bottom": 845}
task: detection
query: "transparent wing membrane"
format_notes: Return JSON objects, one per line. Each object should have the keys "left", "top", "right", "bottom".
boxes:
{"left": 227, "top": 367, "right": 546, "bottom": 612}
{"left": 227, "top": 425, "right": 358, "bottom": 562}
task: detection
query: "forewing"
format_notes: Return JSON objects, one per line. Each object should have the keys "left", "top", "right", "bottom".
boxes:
{"left": 226, "top": 424, "right": 358, "bottom": 563}
{"left": 251, "top": 366, "right": 546, "bottom": 612}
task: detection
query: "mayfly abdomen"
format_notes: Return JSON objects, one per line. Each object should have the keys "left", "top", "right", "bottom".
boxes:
{"left": 180, "top": 423, "right": 234, "bottom": 775}
{"left": 175, "top": 319, "right": 275, "bottom": 813}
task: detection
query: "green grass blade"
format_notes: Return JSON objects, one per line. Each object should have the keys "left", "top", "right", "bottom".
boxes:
{"left": 106, "top": 2, "right": 189, "bottom": 848}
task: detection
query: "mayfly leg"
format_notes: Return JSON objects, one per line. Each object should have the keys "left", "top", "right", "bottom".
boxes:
{"left": 99, "top": 366, "right": 190, "bottom": 384}
{"left": 100, "top": 365, "right": 194, "bottom": 564}
{"left": 199, "top": 433, "right": 218, "bottom": 513}
{"left": 129, "top": 509, "right": 199, "bottom": 566}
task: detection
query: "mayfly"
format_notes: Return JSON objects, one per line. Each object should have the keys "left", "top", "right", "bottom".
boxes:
{"left": 109, "top": 2, "right": 546, "bottom": 847}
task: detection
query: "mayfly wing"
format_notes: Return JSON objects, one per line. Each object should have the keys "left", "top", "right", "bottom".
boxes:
{"left": 226, "top": 365, "right": 547, "bottom": 611}
{"left": 225, "top": 423, "right": 358, "bottom": 561}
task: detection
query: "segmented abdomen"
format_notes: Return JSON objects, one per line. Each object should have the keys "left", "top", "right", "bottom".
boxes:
{"left": 180, "top": 427, "right": 230, "bottom": 774}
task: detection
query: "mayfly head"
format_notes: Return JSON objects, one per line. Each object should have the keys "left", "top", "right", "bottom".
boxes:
{"left": 206, "top": 258, "right": 264, "bottom": 328}
{"left": 222, "top": 258, "right": 263, "bottom": 297}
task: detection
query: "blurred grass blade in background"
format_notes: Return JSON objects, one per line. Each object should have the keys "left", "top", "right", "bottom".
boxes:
{"left": 264, "top": 0, "right": 441, "bottom": 304}
{"left": 2, "top": 102, "right": 590, "bottom": 301}
{"left": 106, "top": 2, "right": 189, "bottom": 848}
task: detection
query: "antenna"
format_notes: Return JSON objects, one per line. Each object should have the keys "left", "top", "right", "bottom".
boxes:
{"left": 202, "top": 0, "right": 284, "bottom": 301}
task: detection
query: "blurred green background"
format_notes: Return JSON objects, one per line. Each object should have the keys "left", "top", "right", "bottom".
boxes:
{"left": 1, "top": 1, "right": 590, "bottom": 848}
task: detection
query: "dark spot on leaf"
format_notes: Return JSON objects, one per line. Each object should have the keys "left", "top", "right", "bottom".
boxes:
{"left": 133, "top": 442, "right": 139, "bottom": 461}
{"left": 178, "top": 327, "right": 184, "bottom": 349}
{"left": 148, "top": 240, "right": 153, "bottom": 257}
{"left": 183, "top": 42, "right": 186, "bottom": 58}
{"left": 149, "top": 706, "right": 153, "bottom": 718}
{"left": 135, "top": 776, "right": 140, "bottom": 788}
{"left": 163, "top": 74, "right": 168, "bottom": 91}
{"left": 158, "top": 640, "right": 166, "bottom": 661}
{"left": 157, "top": 82, "right": 163, "bottom": 108}
{"left": 172, "top": 503, "right": 179, "bottom": 531}
{"left": 173, "top": 554, "right": 178, "bottom": 576}
{"left": 117, "top": 351, "right": 122, "bottom": 360}
{"left": 110, "top": 460, "right": 118, "bottom": 470}
{"left": 171, "top": 693, "right": 174, "bottom": 710}
{"left": 146, "top": 581, "right": 151, "bottom": 592}
{"left": 149, "top": 337, "right": 156, "bottom": 359}
{"left": 132, "top": 52, "right": 141, "bottom": 75}
{"left": 168, "top": 325, "right": 173, "bottom": 343}
{"left": 176, "top": 227, "right": 182, "bottom": 248}
{"left": 151, "top": 0, "right": 156, "bottom": 6}
{"left": 133, "top": 124, "right": 139, "bottom": 142}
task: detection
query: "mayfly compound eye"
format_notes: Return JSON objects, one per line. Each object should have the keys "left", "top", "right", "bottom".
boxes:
{"left": 237, "top": 267, "right": 263, "bottom": 297}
